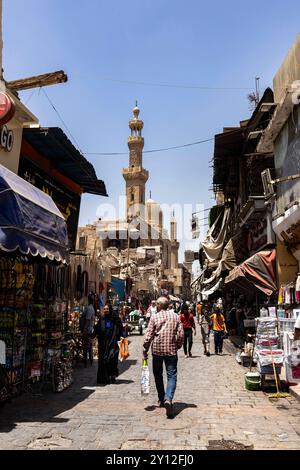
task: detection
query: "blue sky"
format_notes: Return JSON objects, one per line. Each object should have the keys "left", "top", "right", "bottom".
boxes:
{"left": 3, "top": 0, "right": 300, "bottom": 261}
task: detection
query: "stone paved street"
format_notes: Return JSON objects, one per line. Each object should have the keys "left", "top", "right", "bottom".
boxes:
{"left": 0, "top": 335, "right": 300, "bottom": 450}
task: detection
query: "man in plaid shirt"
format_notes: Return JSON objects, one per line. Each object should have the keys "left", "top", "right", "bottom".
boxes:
{"left": 143, "top": 297, "right": 184, "bottom": 419}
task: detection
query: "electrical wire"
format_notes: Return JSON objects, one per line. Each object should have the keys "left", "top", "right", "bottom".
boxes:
{"left": 25, "top": 88, "right": 36, "bottom": 105}
{"left": 41, "top": 88, "right": 102, "bottom": 190}
{"left": 40, "top": 88, "right": 274, "bottom": 159}
{"left": 99, "top": 77, "right": 253, "bottom": 91}
{"left": 83, "top": 118, "right": 273, "bottom": 156}
{"left": 84, "top": 137, "right": 214, "bottom": 156}
{"left": 41, "top": 88, "right": 84, "bottom": 154}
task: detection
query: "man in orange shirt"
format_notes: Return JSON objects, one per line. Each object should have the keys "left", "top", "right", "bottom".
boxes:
{"left": 210, "top": 308, "right": 227, "bottom": 355}
{"left": 196, "top": 302, "right": 202, "bottom": 325}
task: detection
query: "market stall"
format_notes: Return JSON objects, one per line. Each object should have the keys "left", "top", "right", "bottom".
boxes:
{"left": 0, "top": 164, "right": 73, "bottom": 400}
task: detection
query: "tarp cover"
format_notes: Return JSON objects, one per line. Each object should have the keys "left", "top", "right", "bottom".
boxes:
{"left": 225, "top": 249, "right": 277, "bottom": 296}
{"left": 0, "top": 164, "right": 69, "bottom": 263}
{"left": 202, "top": 231, "right": 249, "bottom": 286}
{"left": 201, "top": 278, "right": 223, "bottom": 300}
{"left": 201, "top": 207, "right": 231, "bottom": 263}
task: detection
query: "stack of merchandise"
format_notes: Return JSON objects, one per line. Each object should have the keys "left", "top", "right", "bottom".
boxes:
{"left": 255, "top": 318, "right": 284, "bottom": 375}
{"left": 53, "top": 346, "right": 73, "bottom": 393}
{"left": 281, "top": 322, "right": 300, "bottom": 384}
{"left": 45, "top": 302, "right": 73, "bottom": 392}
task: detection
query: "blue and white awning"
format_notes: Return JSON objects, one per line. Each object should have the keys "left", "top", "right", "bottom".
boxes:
{"left": 0, "top": 164, "right": 69, "bottom": 263}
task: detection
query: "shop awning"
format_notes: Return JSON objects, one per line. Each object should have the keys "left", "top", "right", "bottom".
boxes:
{"left": 0, "top": 164, "right": 69, "bottom": 263}
{"left": 23, "top": 127, "right": 108, "bottom": 197}
{"left": 225, "top": 249, "right": 277, "bottom": 296}
{"left": 202, "top": 231, "right": 249, "bottom": 286}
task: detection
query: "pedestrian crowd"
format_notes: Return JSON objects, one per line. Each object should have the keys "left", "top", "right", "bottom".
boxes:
{"left": 79, "top": 295, "right": 228, "bottom": 419}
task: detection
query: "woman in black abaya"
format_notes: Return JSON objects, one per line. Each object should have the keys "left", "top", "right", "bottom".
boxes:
{"left": 92, "top": 304, "right": 124, "bottom": 385}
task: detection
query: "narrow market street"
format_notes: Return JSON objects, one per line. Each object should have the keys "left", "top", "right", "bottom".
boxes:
{"left": 0, "top": 336, "right": 300, "bottom": 451}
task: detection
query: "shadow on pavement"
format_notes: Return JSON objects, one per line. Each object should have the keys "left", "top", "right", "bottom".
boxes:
{"left": 144, "top": 402, "right": 197, "bottom": 417}
{"left": 118, "top": 359, "right": 137, "bottom": 376}
{"left": 173, "top": 402, "right": 197, "bottom": 417}
{"left": 0, "top": 356, "right": 139, "bottom": 433}
{"left": 0, "top": 361, "right": 99, "bottom": 433}
{"left": 115, "top": 379, "right": 134, "bottom": 385}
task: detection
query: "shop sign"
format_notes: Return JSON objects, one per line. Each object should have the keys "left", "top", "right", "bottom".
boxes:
{"left": 0, "top": 125, "right": 14, "bottom": 152}
{"left": 18, "top": 157, "right": 81, "bottom": 250}
{"left": 248, "top": 219, "right": 268, "bottom": 253}
{"left": 0, "top": 92, "right": 16, "bottom": 127}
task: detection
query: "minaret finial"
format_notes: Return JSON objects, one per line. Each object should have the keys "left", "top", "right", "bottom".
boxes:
{"left": 133, "top": 101, "right": 140, "bottom": 119}
{"left": 150, "top": 190, "right": 152, "bottom": 199}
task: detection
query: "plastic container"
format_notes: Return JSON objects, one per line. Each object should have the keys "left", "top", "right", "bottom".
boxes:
{"left": 141, "top": 359, "right": 150, "bottom": 395}
{"left": 245, "top": 372, "right": 261, "bottom": 391}
{"left": 278, "top": 318, "right": 296, "bottom": 333}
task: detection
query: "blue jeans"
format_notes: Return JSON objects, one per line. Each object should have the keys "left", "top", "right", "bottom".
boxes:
{"left": 152, "top": 355, "right": 178, "bottom": 402}
{"left": 213, "top": 330, "right": 224, "bottom": 353}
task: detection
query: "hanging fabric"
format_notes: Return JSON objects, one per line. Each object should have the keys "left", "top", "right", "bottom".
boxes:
{"left": 285, "top": 287, "right": 291, "bottom": 305}
{"left": 76, "top": 265, "right": 82, "bottom": 298}
{"left": 82, "top": 271, "right": 89, "bottom": 297}
{"left": 296, "top": 274, "right": 300, "bottom": 304}
{"left": 278, "top": 286, "right": 284, "bottom": 305}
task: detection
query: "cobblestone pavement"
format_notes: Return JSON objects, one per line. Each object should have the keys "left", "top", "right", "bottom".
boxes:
{"left": 1, "top": 335, "right": 300, "bottom": 450}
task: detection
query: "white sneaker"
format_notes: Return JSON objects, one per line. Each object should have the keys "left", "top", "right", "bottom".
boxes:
{"left": 185, "top": 355, "right": 188, "bottom": 358}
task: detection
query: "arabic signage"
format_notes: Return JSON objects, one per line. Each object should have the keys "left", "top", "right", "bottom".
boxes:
{"left": 18, "top": 156, "right": 81, "bottom": 250}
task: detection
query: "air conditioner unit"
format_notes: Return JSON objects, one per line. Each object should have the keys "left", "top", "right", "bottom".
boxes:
{"left": 261, "top": 169, "right": 275, "bottom": 198}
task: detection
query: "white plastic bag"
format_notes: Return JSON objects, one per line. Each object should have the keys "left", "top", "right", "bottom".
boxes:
{"left": 141, "top": 359, "right": 150, "bottom": 395}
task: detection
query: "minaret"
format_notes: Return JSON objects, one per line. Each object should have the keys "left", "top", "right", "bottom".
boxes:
{"left": 123, "top": 102, "right": 149, "bottom": 219}
{"left": 170, "top": 211, "right": 177, "bottom": 242}
{"left": 170, "top": 212, "right": 179, "bottom": 269}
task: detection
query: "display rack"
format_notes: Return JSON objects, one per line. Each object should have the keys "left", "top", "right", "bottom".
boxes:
{"left": 0, "top": 264, "right": 28, "bottom": 394}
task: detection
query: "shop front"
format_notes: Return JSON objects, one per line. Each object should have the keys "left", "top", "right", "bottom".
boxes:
{"left": 0, "top": 165, "right": 73, "bottom": 403}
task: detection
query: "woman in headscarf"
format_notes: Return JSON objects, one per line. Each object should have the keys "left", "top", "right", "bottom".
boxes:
{"left": 92, "top": 304, "right": 124, "bottom": 385}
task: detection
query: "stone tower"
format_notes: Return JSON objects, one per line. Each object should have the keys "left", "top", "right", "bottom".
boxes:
{"left": 170, "top": 212, "right": 179, "bottom": 269}
{"left": 123, "top": 102, "right": 149, "bottom": 219}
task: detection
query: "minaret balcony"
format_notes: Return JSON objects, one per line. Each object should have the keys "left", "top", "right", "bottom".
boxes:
{"left": 122, "top": 166, "right": 149, "bottom": 182}
{"left": 128, "top": 136, "right": 144, "bottom": 144}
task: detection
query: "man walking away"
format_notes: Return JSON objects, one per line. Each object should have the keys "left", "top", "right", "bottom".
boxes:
{"left": 180, "top": 303, "right": 196, "bottom": 358}
{"left": 143, "top": 297, "right": 184, "bottom": 419}
{"left": 200, "top": 308, "right": 211, "bottom": 356}
{"left": 210, "top": 308, "right": 227, "bottom": 355}
{"left": 146, "top": 300, "right": 157, "bottom": 326}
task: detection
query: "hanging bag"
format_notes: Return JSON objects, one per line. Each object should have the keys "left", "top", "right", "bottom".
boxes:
{"left": 118, "top": 337, "right": 130, "bottom": 361}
